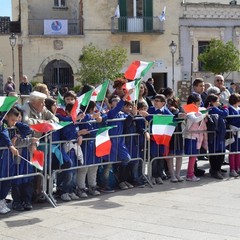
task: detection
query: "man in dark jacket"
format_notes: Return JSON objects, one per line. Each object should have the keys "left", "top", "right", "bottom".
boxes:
{"left": 19, "top": 75, "right": 32, "bottom": 95}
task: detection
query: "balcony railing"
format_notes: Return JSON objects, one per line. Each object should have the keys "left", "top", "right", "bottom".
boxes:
{"left": 111, "top": 16, "right": 164, "bottom": 34}
{"left": 28, "top": 18, "right": 84, "bottom": 36}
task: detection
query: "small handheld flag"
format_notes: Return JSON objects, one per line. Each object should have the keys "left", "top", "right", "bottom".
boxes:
{"left": 31, "top": 150, "right": 44, "bottom": 171}
{"left": 95, "top": 126, "right": 116, "bottom": 157}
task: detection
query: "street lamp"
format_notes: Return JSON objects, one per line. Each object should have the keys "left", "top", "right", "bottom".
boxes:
{"left": 169, "top": 40, "right": 177, "bottom": 91}
{"left": 9, "top": 33, "right": 17, "bottom": 82}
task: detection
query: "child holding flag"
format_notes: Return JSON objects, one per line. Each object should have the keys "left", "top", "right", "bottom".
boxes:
{"left": 183, "top": 94, "right": 208, "bottom": 182}
{"left": 147, "top": 94, "right": 173, "bottom": 185}
{"left": 57, "top": 103, "right": 87, "bottom": 201}
{"left": 76, "top": 101, "right": 104, "bottom": 197}
{"left": 0, "top": 107, "right": 38, "bottom": 214}
{"left": 102, "top": 89, "right": 134, "bottom": 191}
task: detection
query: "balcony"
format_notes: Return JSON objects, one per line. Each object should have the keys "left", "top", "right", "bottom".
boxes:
{"left": 28, "top": 18, "right": 84, "bottom": 36}
{"left": 111, "top": 16, "right": 164, "bottom": 34}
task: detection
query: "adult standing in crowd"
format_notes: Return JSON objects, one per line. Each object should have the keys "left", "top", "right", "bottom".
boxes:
{"left": 33, "top": 83, "right": 50, "bottom": 97}
{"left": 21, "top": 91, "right": 59, "bottom": 201}
{"left": 192, "top": 78, "right": 205, "bottom": 107}
{"left": 214, "top": 74, "right": 230, "bottom": 106}
{"left": 19, "top": 75, "right": 33, "bottom": 95}
{"left": 201, "top": 82, "right": 212, "bottom": 104}
{"left": 4, "top": 76, "right": 15, "bottom": 96}
{"left": 146, "top": 78, "right": 157, "bottom": 99}
{"left": 229, "top": 82, "right": 237, "bottom": 94}
{"left": 192, "top": 78, "right": 207, "bottom": 174}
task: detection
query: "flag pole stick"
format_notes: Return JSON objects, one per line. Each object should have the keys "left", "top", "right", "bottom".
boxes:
{"left": 38, "top": 131, "right": 52, "bottom": 141}
{"left": 18, "top": 155, "right": 40, "bottom": 170}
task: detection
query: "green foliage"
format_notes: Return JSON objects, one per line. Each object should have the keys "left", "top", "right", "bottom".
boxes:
{"left": 73, "top": 85, "right": 81, "bottom": 93}
{"left": 30, "top": 81, "right": 41, "bottom": 88}
{"left": 198, "top": 39, "right": 240, "bottom": 75}
{"left": 78, "top": 43, "right": 127, "bottom": 85}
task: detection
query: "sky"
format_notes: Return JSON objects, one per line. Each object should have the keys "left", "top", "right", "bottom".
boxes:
{"left": 0, "top": 0, "right": 12, "bottom": 19}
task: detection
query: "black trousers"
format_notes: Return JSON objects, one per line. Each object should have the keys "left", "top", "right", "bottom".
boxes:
{"left": 209, "top": 154, "right": 225, "bottom": 172}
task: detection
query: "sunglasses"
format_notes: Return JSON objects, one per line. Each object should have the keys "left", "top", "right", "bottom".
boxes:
{"left": 216, "top": 79, "right": 223, "bottom": 82}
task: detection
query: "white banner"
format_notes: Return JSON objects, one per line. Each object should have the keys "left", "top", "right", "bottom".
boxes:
{"left": 44, "top": 20, "right": 68, "bottom": 35}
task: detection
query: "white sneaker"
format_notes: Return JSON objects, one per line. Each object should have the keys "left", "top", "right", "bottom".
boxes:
{"left": 69, "top": 192, "right": 80, "bottom": 200}
{"left": 0, "top": 200, "right": 11, "bottom": 214}
{"left": 119, "top": 182, "right": 128, "bottom": 190}
{"left": 88, "top": 187, "right": 100, "bottom": 196}
{"left": 156, "top": 177, "right": 164, "bottom": 184}
{"left": 151, "top": 177, "right": 156, "bottom": 185}
{"left": 124, "top": 181, "right": 134, "bottom": 189}
{"left": 61, "top": 193, "right": 71, "bottom": 201}
{"left": 230, "top": 170, "right": 239, "bottom": 178}
{"left": 77, "top": 189, "right": 88, "bottom": 198}
{"left": 176, "top": 176, "right": 184, "bottom": 182}
{"left": 186, "top": 176, "right": 200, "bottom": 182}
{"left": 170, "top": 176, "right": 178, "bottom": 183}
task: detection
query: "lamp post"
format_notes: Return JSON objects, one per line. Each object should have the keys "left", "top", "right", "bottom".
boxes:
{"left": 9, "top": 33, "right": 17, "bottom": 82}
{"left": 169, "top": 40, "right": 177, "bottom": 91}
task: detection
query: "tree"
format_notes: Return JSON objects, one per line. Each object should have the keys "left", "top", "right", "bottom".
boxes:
{"left": 198, "top": 39, "right": 240, "bottom": 76}
{"left": 78, "top": 43, "right": 127, "bottom": 85}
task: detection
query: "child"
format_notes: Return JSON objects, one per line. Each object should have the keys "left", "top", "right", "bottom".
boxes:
{"left": 0, "top": 107, "right": 37, "bottom": 214}
{"left": 147, "top": 94, "right": 173, "bottom": 185}
{"left": 183, "top": 94, "right": 208, "bottom": 182}
{"left": 227, "top": 93, "right": 240, "bottom": 177}
{"left": 167, "top": 97, "right": 185, "bottom": 182}
{"left": 123, "top": 101, "right": 149, "bottom": 187}
{"left": 56, "top": 90, "right": 77, "bottom": 117}
{"left": 11, "top": 106, "right": 39, "bottom": 211}
{"left": 57, "top": 103, "right": 85, "bottom": 201}
{"left": 204, "top": 94, "right": 228, "bottom": 179}
{"left": 45, "top": 98, "right": 76, "bottom": 201}
{"left": 76, "top": 101, "right": 104, "bottom": 197}
{"left": 102, "top": 90, "right": 134, "bottom": 191}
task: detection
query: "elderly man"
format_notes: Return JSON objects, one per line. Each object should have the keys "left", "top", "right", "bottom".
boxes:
{"left": 21, "top": 91, "right": 59, "bottom": 202}
{"left": 214, "top": 74, "right": 230, "bottom": 106}
{"left": 19, "top": 75, "right": 33, "bottom": 95}
{"left": 22, "top": 91, "right": 59, "bottom": 137}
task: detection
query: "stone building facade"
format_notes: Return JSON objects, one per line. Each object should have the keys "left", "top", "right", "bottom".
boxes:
{"left": 1, "top": 0, "right": 240, "bottom": 98}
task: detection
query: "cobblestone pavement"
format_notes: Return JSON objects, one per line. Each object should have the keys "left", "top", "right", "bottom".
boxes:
{"left": 0, "top": 159, "right": 240, "bottom": 240}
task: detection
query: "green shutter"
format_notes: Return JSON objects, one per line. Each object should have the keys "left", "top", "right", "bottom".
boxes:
{"left": 143, "top": 0, "right": 153, "bottom": 32}
{"left": 119, "top": 0, "right": 127, "bottom": 32}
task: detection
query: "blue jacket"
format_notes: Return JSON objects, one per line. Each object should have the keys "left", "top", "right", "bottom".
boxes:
{"left": 207, "top": 106, "right": 228, "bottom": 153}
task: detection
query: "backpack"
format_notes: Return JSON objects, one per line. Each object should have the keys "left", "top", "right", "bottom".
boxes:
{"left": 206, "top": 114, "right": 218, "bottom": 132}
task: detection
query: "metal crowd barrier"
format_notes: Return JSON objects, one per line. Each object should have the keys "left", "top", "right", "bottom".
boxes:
{"left": 1, "top": 115, "right": 240, "bottom": 208}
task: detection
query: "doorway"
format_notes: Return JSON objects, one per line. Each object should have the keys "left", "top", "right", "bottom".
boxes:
{"left": 152, "top": 72, "right": 167, "bottom": 93}
{"left": 43, "top": 59, "right": 74, "bottom": 90}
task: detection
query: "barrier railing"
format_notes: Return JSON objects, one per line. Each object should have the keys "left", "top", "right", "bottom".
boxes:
{"left": 1, "top": 115, "right": 240, "bottom": 208}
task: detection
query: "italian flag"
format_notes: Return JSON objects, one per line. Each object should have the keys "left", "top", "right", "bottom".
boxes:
{"left": 124, "top": 60, "right": 154, "bottom": 80}
{"left": 91, "top": 80, "right": 109, "bottom": 102}
{"left": 122, "top": 78, "right": 141, "bottom": 102}
{"left": 95, "top": 126, "right": 116, "bottom": 157}
{"left": 30, "top": 121, "right": 71, "bottom": 133}
{"left": 31, "top": 150, "right": 44, "bottom": 171}
{"left": 0, "top": 96, "right": 18, "bottom": 112}
{"left": 152, "top": 115, "right": 177, "bottom": 147}
{"left": 57, "top": 92, "right": 65, "bottom": 106}
{"left": 71, "top": 89, "right": 94, "bottom": 122}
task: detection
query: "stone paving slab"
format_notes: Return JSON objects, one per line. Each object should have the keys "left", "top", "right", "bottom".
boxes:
{"left": 0, "top": 160, "right": 240, "bottom": 240}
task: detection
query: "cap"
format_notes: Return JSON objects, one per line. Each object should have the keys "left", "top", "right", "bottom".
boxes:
{"left": 30, "top": 91, "right": 47, "bottom": 99}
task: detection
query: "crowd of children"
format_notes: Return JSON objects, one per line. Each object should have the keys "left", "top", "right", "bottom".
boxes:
{"left": 1, "top": 76, "right": 240, "bottom": 215}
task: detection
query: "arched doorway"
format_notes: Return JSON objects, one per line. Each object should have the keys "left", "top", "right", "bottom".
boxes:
{"left": 43, "top": 59, "right": 74, "bottom": 90}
